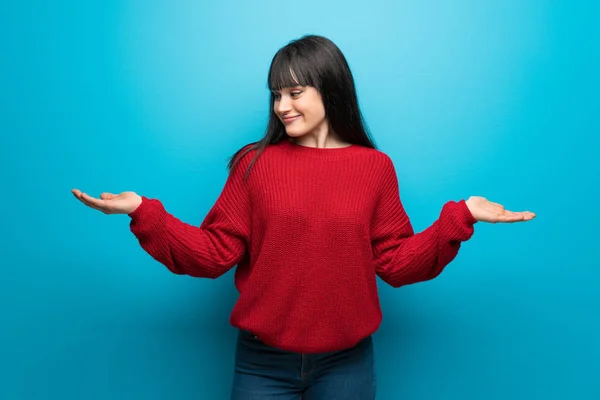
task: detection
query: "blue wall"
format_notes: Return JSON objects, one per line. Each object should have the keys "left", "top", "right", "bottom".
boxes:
{"left": 2, "top": 0, "right": 598, "bottom": 399}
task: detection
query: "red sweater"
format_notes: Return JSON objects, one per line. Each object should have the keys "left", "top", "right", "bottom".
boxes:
{"left": 128, "top": 139, "right": 477, "bottom": 353}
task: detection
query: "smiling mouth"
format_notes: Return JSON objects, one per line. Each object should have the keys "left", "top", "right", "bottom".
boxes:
{"left": 283, "top": 115, "right": 301, "bottom": 123}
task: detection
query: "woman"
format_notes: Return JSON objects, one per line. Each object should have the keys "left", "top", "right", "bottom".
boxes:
{"left": 72, "top": 35, "right": 535, "bottom": 399}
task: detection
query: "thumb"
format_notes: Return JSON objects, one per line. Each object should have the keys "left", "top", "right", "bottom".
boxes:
{"left": 100, "top": 193, "right": 116, "bottom": 200}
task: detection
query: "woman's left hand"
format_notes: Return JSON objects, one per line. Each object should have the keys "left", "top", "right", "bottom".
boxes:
{"left": 465, "top": 196, "right": 536, "bottom": 223}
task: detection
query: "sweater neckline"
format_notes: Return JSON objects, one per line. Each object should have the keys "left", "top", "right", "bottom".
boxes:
{"left": 278, "top": 138, "right": 363, "bottom": 159}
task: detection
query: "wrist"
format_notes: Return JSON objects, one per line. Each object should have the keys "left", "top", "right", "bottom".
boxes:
{"left": 129, "top": 195, "right": 143, "bottom": 215}
{"left": 463, "top": 198, "right": 478, "bottom": 223}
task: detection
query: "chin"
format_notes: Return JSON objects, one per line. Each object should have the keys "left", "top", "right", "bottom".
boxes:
{"left": 285, "top": 129, "right": 308, "bottom": 138}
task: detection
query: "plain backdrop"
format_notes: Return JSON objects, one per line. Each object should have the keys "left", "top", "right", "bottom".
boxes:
{"left": 1, "top": 0, "right": 598, "bottom": 399}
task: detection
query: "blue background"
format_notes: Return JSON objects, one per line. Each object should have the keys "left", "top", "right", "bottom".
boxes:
{"left": 1, "top": 0, "right": 598, "bottom": 399}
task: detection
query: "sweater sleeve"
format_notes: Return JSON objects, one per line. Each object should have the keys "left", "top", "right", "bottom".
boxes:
{"left": 127, "top": 151, "right": 253, "bottom": 279}
{"left": 371, "top": 157, "right": 477, "bottom": 288}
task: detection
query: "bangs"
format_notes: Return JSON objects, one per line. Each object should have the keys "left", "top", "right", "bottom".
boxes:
{"left": 268, "top": 49, "right": 319, "bottom": 91}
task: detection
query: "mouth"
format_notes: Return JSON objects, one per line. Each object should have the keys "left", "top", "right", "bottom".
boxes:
{"left": 282, "top": 115, "right": 301, "bottom": 124}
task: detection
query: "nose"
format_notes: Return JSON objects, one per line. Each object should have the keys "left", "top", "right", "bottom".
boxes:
{"left": 275, "top": 95, "right": 292, "bottom": 116}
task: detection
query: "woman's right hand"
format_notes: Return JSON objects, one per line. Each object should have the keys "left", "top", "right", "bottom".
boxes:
{"left": 72, "top": 189, "right": 143, "bottom": 215}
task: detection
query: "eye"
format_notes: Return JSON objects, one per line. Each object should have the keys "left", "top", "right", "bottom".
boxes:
{"left": 291, "top": 91, "right": 302, "bottom": 97}
{"left": 272, "top": 92, "right": 281, "bottom": 100}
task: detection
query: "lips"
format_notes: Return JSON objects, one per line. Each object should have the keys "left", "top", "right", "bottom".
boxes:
{"left": 283, "top": 115, "right": 301, "bottom": 123}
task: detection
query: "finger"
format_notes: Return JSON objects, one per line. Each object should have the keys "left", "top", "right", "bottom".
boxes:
{"left": 497, "top": 215, "right": 523, "bottom": 223}
{"left": 72, "top": 189, "right": 86, "bottom": 202}
{"left": 80, "top": 192, "right": 111, "bottom": 213}
{"left": 505, "top": 210, "right": 536, "bottom": 220}
{"left": 497, "top": 211, "right": 534, "bottom": 223}
{"left": 81, "top": 192, "right": 105, "bottom": 207}
{"left": 74, "top": 190, "right": 105, "bottom": 206}
{"left": 72, "top": 190, "right": 102, "bottom": 211}
{"left": 78, "top": 194, "right": 104, "bottom": 212}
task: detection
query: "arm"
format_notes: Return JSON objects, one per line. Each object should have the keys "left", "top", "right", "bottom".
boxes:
{"left": 372, "top": 157, "right": 477, "bottom": 288}
{"left": 128, "top": 153, "right": 252, "bottom": 279}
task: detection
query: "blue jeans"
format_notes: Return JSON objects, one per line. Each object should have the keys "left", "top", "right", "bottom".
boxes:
{"left": 230, "top": 329, "right": 376, "bottom": 399}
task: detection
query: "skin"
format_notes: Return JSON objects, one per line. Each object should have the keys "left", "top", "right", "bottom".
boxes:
{"left": 273, "top": 85, "right": 350, "bottom": 149}
{"left": 72, "top": 85, "right": 536, "bottom": 223}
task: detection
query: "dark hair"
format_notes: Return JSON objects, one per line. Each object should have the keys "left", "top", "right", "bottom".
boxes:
{"left": 228, "top": 34, "right": 377, "bottom": 178}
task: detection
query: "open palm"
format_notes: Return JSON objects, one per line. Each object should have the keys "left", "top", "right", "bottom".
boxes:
{"left": 72, "top": 189, "right": 142, "bottom": 215}
{"left": 465, "top": 196, "right": 535, "bottom": 223}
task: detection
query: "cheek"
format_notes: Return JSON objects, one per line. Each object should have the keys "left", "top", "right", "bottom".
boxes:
{"left": 300, "top": 103, "right": 325, "bottom": 121}
{"left": 312, "top": 100, "right": 326, "bottom": 119}
{"left": 307, "top": 108, "right": 326, "bottom": 125}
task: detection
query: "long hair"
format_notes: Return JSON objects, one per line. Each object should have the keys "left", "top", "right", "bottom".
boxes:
{"left": 228, "top": 34, "right": 377, "bottom": 178}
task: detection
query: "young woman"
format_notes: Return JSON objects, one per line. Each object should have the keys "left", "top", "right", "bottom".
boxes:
{"left": 72, "top": 35, "right": 535, "bottom": 399}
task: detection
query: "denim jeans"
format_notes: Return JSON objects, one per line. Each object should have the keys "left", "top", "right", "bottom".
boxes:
{"left": 230, "top": 329, "right": 376, "bottom": 399}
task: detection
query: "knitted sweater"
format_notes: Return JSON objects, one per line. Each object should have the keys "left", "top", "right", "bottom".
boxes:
{"left": 128, "top": 139, "right": 477, "bottom": 353}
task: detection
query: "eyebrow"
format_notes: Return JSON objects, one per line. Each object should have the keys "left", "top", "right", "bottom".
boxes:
{"left": 271, "top": 86, "right": 303, "bottom": 93}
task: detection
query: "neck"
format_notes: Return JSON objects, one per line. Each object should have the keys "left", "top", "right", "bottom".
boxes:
{"left": 290, "top": 122, "right": 350, "bottom": 149}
